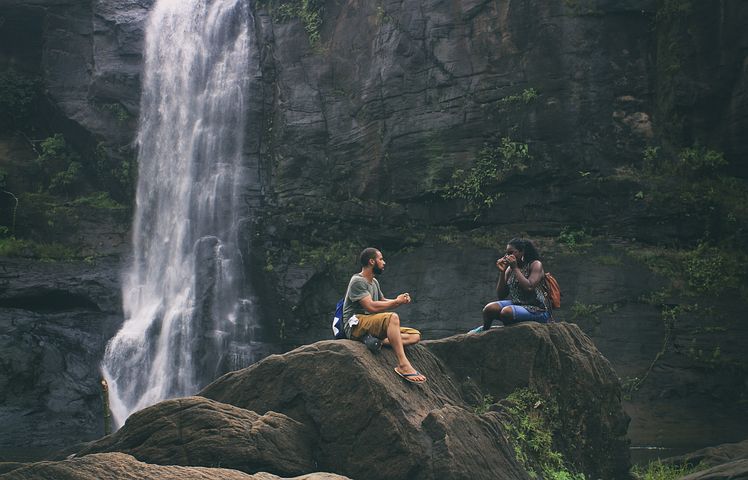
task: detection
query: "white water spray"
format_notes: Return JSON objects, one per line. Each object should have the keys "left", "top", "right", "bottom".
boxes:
{"left": 102, "top": 0, "right": 255, "bottom": 428}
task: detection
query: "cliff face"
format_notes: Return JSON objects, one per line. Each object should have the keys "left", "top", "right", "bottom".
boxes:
{"left": 1, "top": 0, "right": 747, "bottom": 460}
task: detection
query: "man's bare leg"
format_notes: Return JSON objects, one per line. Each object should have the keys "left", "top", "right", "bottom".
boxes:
{"left": 388, "top": 313, "right": 426, "bottom": 382}
{"left": 382, "top": 331, "right": 420, "bottom": 346}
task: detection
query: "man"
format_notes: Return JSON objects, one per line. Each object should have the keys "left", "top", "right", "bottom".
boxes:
{"left": 342, "top": 247, "right": 426, "bottom": 383}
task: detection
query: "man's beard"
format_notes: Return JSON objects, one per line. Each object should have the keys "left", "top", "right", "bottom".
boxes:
{"left": 373, "top": 266, "right": 383, "bottom": 275}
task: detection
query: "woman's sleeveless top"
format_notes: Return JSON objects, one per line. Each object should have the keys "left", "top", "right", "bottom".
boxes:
{"left": 507, "top": 263, "right": 550, "bottom": 313}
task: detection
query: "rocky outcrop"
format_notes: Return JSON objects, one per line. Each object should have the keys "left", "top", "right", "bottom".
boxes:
{"left": 1, "top": 323, "right": 627, "bottom": 479}
{"left": 197, "top": 322, "right": 629, "bottom": 480}
{"left": 0, "top": 452, "right": 350, "bottom": 480}
{"left": 76, "top": 397, "right": 317, "bottom": 477}
{"left": 658, "top": 439, "right": 748, "bottom": 480}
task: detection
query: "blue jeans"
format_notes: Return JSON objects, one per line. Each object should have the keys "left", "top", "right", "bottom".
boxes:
{"left": 491, "top": 300, "right": 550, "bottom": 324}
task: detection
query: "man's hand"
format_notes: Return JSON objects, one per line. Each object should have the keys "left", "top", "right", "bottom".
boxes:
{"left": 396, "top": 293, "right": 411, "bottom": 305}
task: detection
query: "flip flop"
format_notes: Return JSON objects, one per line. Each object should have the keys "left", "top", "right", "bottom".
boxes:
{"left": 394, "top": 368, "right": 426, "bottom": 384}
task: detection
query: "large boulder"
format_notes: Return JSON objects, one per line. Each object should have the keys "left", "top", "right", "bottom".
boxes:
{"left": 76, "top": 396, "right": 316, "bottom": 477}
{"left": 199, "top": 322, "right": 630, "bottom": 480}
{"left": 0, "top": 452, "right": 349, "bottom": 480}
{"left": 661, "top": 439, "right": 748, "bottom": 480}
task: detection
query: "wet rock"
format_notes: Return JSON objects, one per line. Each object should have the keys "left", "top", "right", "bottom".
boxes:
{"left": 0, "top": 257, "right": 123, "bottom": 459}
{"left": 0, "top": 452, "right": 350, "bottom": 480}
{"left": 200, "top": 322, "right": 629, "bottom": 480}
{"left": 76, "top": 396, "right": 316, "bottom": 477}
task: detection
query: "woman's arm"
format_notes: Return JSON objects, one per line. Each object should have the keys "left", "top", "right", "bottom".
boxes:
{"left": 496, "top": 259, "right": 510, "bottom": 298}
{"left": 509, "top": 259, "right": 544, "bottom": 291}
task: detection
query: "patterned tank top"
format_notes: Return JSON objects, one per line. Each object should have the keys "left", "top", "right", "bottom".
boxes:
{"left": 507, "top": 263, "right": 550, "bottom": 313}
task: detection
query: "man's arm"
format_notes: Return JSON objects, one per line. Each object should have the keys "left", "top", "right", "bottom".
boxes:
{"left": 359, "top": 293, "right": 411, "bottom": 313}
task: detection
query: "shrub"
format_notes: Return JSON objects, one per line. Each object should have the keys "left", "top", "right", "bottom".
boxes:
{"left": 0, "top": 69, "right": 39, "bottom": 130}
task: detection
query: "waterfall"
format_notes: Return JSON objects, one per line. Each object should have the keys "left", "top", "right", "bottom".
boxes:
{"left": 102, "top": 0, "right": 255, "bottom": 428}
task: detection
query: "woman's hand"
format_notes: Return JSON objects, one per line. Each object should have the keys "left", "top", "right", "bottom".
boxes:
{"left": 497, "top": 256, "right": 509, "bottom": 270}
{"left": 506, "top": 254, "right": 518, "bottom": 268}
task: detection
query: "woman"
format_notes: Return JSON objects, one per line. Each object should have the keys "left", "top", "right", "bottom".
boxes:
{"left": 470, "top": 238, "right": 552, "bottom": 333}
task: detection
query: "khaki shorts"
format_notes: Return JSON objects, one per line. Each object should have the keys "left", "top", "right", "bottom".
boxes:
{"left": 350, "top": 312, "right": 421, "bottom": 340}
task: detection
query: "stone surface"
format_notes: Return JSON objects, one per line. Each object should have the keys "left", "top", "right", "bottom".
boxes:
{"left": 201, "top": 322, "right": 629, "bottom": 480}
{"left": 0, "top": 452, "right": 350, "bottom": 480}
{"left": 76, "top": 396, "right": 316, "bottom": 477}
{"left": 680, "top": 459, "right": 748, "bottom": 480}
{"left": 0, "top": 257, "right": 124, "bottom": 460}
{"left": 1, "top": 0, "right": 747, "bottom": 464}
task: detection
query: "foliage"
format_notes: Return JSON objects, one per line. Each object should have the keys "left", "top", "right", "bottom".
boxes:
{"left": 644, "top": 145, "right": 727, "bottom": 178}
{"left": 627, "top": 241, "right": 742, "bottom": 299}
{"left": 442, "top": 137, "right": 531, "bottom": 210}
{"left": 557, "top": 227, "right": 591, "bottom": 252}
{"left": 500, "top": 388, "right": 585, "bottom": 480}
{"left": 95, "top": 142, "right": 137, "bottom": 200}
{"left": 0, "top": 236, "right": 77, "bottom": 260}
{"left": 631, "top": 459, "right": 701, "bottom": 480}
{"left": 0, "top": 69, "right": 39, "bottom": 130}
{"left": 473, "top": 394, "right": 495, "bottom": 414}
{"left": 263, "top": 0, "right": 324, "bottom": 46}
{"left": 99, "top": 103, "right": 131, "bottom": 122}
{"left": 34, "top": 134, "right": 84, "bottom": 195}
{"left": 498, "top": 88, "right": 539, "bottom": 106}
{"left": 569, "top": 301, "right": 604, "bottom": 321}
{"left": 293, "top": 239, "right": 358, "bottom": 271}
{"left": 70, "top": 192, "right": 125, "bottom": 210}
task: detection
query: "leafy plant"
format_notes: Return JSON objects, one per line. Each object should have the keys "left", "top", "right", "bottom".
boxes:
{"left": 473, "top": 394, "right": 495, "bottom": 414}
{"left": 35, "top": 134, "right": 84, "bottom": 195}
{"left": 557, "top": 227, "right": 591, "bottom": 252}
{"left": 498, "top": 88, "right": 539, "bottom": 106}
{"left": 264, "top": 0, "right": 324, "bottom": 46}
{"left": 500, "top": 388, "right": 585, "bottom": 480}
{"left": 0, "top": 69, "right": 39, "bottom": 130}
{"left": 570, "top": 301, "right": 604, "bottom": 321}
{"left": 99, "top": 103, "right": 131, "bottom": 122}
{"left": 631, "top": 459, "right": 701, "bottom": 480}
{"left": 443, "top": 137, "right": 531, "bottom": 210}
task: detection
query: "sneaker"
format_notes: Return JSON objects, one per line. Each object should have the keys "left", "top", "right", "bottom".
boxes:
{"left": 468, "top": 326, "right": 484, "bottom": 334}
{"left": 363, "top": 334, "right": 382, "bottom": 352}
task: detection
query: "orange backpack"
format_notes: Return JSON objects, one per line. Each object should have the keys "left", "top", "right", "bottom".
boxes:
{"left": 544, "top": 272, "right": 561, "bottom": 309}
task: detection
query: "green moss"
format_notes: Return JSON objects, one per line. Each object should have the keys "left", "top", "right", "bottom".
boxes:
{"left": 631, "top": 459, "right": 701, "bottom": 480}
{"left": 473, "top": 394, "right": 495, "bottom": 414}
{"left": 570, "top": 301, "right": 604, "bottom": 321}
{"left": 0, "top": 69, "right": 40, "bottom": 130}
{"left": 260, "top": 0, "right": 324, "bottom": 47}
{"left": 441, "top": 136, "right": 531, "bottom": 211}
{"left": 499, "top": 388, "right": 585, "bottom": 480}
{"left": 0, "top": 236, "right": 77, "bottom": 260}
{"left": 69, "top": 192, "right": 126, "bottom": 210}
{"left": 498, "top": 88, "right": 539, "bottom": 106}
{"left": 557, "top": 227, "right": 591, "bottom": 253}
{"left": 99, "top": 103, "right": 131, "bottom": 122}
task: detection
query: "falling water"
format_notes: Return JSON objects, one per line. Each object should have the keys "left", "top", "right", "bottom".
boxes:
{"left": 102, "top": 0, "right": 255, "bottom": 428}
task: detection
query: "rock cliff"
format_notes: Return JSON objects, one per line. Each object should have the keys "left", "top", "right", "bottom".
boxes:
{"left": 1, "top": 0, "right": 747, "bottom": 462}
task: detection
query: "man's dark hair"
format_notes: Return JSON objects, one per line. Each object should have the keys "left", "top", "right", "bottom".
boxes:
{"left": 508, "top": 238, "right": 541, "bottom": 264}
{"left": 360, "top": 247, "right": 379, "bottom": 267}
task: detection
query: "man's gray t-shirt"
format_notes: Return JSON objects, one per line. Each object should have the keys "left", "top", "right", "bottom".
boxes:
{"left": 342, "top": 273, "right": 383, "bottom": 337}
